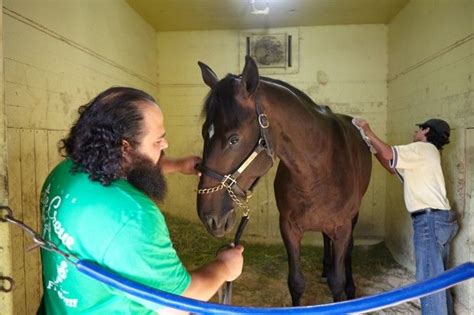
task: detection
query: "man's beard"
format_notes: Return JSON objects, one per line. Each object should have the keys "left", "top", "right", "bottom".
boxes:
{"left": 126, "top": 151, "right": 167, "bottom": 202}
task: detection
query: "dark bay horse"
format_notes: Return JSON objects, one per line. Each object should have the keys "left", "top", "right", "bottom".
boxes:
{"left": 196, "top": 56, "right": 372, "bottom": 305}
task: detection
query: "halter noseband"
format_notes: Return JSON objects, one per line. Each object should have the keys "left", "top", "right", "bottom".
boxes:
{"left": 197, "top": 96, "right": 275, "bottom": 215}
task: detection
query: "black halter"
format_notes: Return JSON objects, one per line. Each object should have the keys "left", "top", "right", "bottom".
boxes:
{"left": 197, "top": 96, "right": 275, "bottom": 202}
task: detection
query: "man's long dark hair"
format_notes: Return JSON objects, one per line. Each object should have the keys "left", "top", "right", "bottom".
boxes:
{"left": 60, "top": 87, "right": 155, "bottom": 185}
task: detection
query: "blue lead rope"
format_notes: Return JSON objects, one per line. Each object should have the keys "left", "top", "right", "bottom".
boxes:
{"left": 77, "top": 260, "right": 474, "bottom": 315}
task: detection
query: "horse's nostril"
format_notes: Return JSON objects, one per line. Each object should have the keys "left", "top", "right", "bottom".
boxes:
{"left": 224, "top": 218, "right": 230, "bottom": 231}
{"left": 224, "top": 209, "right": 235, "bottom": 232}
{"left": 205, "top": 215, "right": 217, "bottom": 230}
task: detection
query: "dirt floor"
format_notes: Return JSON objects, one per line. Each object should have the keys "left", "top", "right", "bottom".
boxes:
{"left": 166, "top": 213, "right": 422, "bottom": 314}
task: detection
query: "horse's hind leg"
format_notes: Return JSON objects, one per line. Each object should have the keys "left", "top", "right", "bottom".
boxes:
{"left": 344, "top": 213, "right": 359, "bottom": 299}
{"left": 327, "top": 224, "right": 352, "bottom": 302}
{"left": 321, "top": 233, "right": 332, "bottom": 282}
{"left": 280, "top": 217, "right": 305, "bottom": 306}
{"left": 344, "top": 236, "right": 355, "bottom": 299}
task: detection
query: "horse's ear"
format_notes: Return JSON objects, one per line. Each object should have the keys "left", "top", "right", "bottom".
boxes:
{"left": 198, "top": 61, "right": 219, "bottom": 88}
{"left": 241, "top": 55, "right": 259, "bottom": 96}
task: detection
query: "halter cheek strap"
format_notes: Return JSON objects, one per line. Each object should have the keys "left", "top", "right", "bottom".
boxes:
{"left": 255, "top": 97, "right": 274, "bottom": 161}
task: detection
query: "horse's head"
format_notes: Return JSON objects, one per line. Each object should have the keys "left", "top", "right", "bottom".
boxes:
{"left": 196, "top": 56, "right": 274, "bottom": 237}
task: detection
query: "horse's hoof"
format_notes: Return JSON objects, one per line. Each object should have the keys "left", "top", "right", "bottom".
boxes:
{"left": 346, "top": 292, "right": 356, "bottom": 300}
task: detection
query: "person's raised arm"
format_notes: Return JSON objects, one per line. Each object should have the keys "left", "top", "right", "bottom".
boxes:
{"left": 353, "top": 118, "right": 395, "bottom": 174}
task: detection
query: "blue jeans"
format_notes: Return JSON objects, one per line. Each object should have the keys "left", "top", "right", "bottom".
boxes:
{"left": 412, "top": 209, "right": 459, "bottom": 315}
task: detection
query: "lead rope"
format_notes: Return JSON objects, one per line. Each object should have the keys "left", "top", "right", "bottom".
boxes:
{"left": 197, "top": 172, "right": 253, "bottom": 217}
{"left": 198, "top": 173, "right": 253, "bottom": 306}
{"left": 216, "top": 182, "right": 252, "bottom": 305}
{"left": 219, "top": 214, "right": 250, "bottom": 305}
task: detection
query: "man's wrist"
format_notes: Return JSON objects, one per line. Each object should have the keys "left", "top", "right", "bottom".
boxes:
{"left": 216, "top": 258, "right": 231, "bottom": 279}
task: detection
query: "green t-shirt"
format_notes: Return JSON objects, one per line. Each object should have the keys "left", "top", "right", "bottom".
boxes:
{"left": 39, "top": 159, "right": 190, "bottom": 314}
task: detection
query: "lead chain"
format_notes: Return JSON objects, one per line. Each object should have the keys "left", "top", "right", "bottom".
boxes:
{"left": 197, "top": 184, "right": 225, "bottom": 194}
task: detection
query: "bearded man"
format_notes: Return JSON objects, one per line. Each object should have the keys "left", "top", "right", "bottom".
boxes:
{"left": 38, "top": 87, "right": 244, "bottom": 315}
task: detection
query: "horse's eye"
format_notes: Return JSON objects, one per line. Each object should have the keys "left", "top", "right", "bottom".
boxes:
{"left": 229, "top": 135, "right": 239, "bottom": 146}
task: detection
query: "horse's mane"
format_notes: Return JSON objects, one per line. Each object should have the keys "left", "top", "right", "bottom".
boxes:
{"left": 201, "top": 74, "right": 332, "bottom": 135}
{"left": 261, "top": 76, "right": 332, "bottom": 114}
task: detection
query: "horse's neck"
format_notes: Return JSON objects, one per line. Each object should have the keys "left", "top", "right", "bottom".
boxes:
{"left": 261, "top": 84, "right": 332, "bottom": 174}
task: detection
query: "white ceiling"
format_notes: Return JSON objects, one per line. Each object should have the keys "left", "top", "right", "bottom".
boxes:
{"left": 127, "top": 0, "right": 410, "bottom": 32}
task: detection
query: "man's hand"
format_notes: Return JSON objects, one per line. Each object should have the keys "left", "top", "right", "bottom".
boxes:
{"left": 352, "top": 118, "right": 371, "bottom": 133}
{"left": 183, "top": 244, "right": 244, "bottom": 301}
{"left": 159, "top": 156, "right": 202, "bottom": 175}
{"left": 353, "top": 118, "right": 395, "bottom": 173}
{"left": 178, "top": 156, "right": 202, "bottom": 175}
{"left": 216, "top": 244, "right": 244, "bottom": 282}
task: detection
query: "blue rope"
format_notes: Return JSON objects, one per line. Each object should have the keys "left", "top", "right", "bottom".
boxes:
{"left": 77, "top": 260, "right": 474, "bottom": 314}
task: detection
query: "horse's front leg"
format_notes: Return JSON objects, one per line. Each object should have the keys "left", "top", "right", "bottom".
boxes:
{"left": 280, "top": 217, "right": 305, "bottom": 306}
{"left": 327, "top": 223, "right": 352, "bottom": 302}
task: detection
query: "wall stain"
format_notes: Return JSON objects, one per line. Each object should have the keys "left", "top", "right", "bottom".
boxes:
{"left": 59, "top": 92, "right": 72, "bottom": 115}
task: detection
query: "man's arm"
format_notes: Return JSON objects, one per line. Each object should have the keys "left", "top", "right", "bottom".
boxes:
{"left": 157, "top": 257, "right": 229, "bottom": 315}
{"left": 182, "top": 245, "right": 244, "bottom": 301}
{"left": 373, "top": 153, "right": 395, "bottom": 174}
{"left": 159, "top": 156, "right": 201, "bottom": 175}
{"left": 156, "top": 245, "right": 244, "bottom": 315}
{"left": 353, "top": 119, "right": 395, "bottom": 174}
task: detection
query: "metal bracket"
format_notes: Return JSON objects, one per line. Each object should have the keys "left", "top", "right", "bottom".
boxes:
{"left": 258, "top": 113, "right": 270, "bottom": 129}
{"left": 0, "top": 206, "right": 12, "bottom": 222}
{"left": 221, "top": 175, "right": 237, "bottom": 189}
{"left": 0, "top": 276, "right": 15, "bottom": 293}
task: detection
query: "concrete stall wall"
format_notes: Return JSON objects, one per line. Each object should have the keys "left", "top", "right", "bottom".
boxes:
{"left": 386, "top": 0, "right": 473, "bottom": 310}
{"left": 157, "top": 25, "right": 389, "bottom": 244}
{"left": 0, "top": 1, "right": 159, "bottom": 313}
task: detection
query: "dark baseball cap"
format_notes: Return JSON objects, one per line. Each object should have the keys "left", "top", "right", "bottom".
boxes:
{"left": 416, "top": 118, "right": 450, "bottom": 138}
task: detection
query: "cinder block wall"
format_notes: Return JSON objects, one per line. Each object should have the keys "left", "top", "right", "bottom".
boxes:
{"left": 386, "top": 0, "right": 473, "bottom": 311}
{"left": 157, "top": 25, "right": 389, "bottom": 245}
{"left": 1, "top": 1, "right": 159, "bottom": 313}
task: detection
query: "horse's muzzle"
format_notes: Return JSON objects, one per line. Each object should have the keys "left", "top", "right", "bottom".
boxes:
{"left": 203, "top": 208, "right": 236, "bottom": 238}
